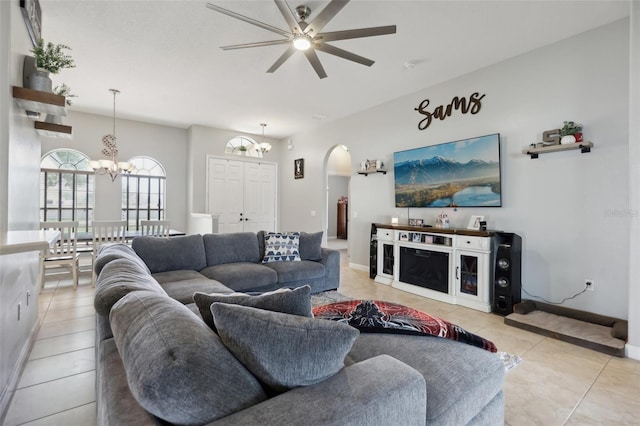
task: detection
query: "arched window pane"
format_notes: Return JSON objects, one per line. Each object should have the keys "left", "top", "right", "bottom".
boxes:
{"left": 225, "top": 136, "right": 263, "bottom": 158}
{"left": 40, "top": 149, "right": 95, "bottom": 232}
{"left": 121, "top": 156, "right": 166, "bottom": 230}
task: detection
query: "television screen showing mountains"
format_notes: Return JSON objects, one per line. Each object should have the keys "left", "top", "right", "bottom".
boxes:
{"left": 394, "top": 134, "right": 502, "bottom": 208}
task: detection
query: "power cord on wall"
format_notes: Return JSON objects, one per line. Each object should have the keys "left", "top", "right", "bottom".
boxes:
{"left": 521, "top": 284, "right": 589, "bottom": 305}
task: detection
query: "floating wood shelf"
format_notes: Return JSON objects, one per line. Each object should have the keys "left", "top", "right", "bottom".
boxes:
{"left": 34, "top": 121, "right": 72, "bottom": 139}
{"left": 12, "top": 86, "right": 67, "bottom": 116}
{"left": 357, "top": 169, "right": 387, "bottom": 176}
{"left": 522, "top": 141, "right": 593, "bottom": 159}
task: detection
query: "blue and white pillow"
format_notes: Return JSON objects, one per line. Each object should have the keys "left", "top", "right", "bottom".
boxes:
{"left": 263, "top": 232, "right": 301, "bottom": 263}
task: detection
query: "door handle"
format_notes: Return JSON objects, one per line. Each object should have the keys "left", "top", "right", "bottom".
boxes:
{"left": 456, "top": 266, "right": 459, "bottom": 280}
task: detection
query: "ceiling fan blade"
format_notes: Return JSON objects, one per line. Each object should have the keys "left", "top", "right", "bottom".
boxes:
{"left": 274, "top": 0, "right": 301, "bottom": 32}
{"left": 318, "top": 25, "right": 397, "bottom": 42}
{"left": 221, "top": 39, "right": 291, "bottom": 50}
{"left": 267, "top": 46, "right": 296, "bottom": 73}
{"left": 305, "top": 0, "right": 349, "bottom": 36}
{"left": 304, "top": 49, "right": 328, "bottom": 79}
{"left": 314, "top": 43, "right": 374, "bottom": 67}
{"left": 206, "top": 2, "right": 292, "bottom": 38}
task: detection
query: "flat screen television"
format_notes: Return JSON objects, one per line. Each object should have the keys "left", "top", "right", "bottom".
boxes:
{"left": 393, "top": 133, "right": 502, "bottom": 208}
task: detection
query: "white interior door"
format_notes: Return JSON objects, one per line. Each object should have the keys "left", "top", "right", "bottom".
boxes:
{"left": 207, "top": 157, "right": 276, "bottom": 234}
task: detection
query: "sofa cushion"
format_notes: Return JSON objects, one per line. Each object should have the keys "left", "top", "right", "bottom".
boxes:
{"left": 262, "top": 232, "right": 301, "bottom": 263}
{"left": 203, "top": 232, "right": 260, "bottom": 266}
{"left": 94, "top": 258, "right": 166, "bottom": 316}
{"left": 110, "top": 291, "right": 267, "bottom": 425}
{"left": 95, "top": 243, "right": 150, "bottom": 276}
{"left": 265, "top": 260, "right": 325, "bottom": 284}
{"left": 152, "top": 270, "right": 233, "bottom": 304}
{"left": 193, "top": 285, "right": 313, "bottom": 330}
{"left": 200, "top": 263, "right": 278, "bottom": 292}
{"left": 132, "top": 234, "right": 207, "bottom": 273}
{"left": 211, "top": 303, "right": 359, "bottom": 393}
{"left": 347, "top": 333, "right": 505, "bottom": 425}
{"left": 299, "top": 231, "right": 323, "bottom": 261}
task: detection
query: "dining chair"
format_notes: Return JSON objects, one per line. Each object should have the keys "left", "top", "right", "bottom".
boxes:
{"left": 39, "top": 221, "right": 80, "bottom": 291}
{"left": 140, "top": 220, "right": 170, "bottom": 237}
{"left": 91, "top": 220, "right": 127, "bottom": 286}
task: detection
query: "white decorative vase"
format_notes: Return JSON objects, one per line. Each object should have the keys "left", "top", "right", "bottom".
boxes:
{"left": 561, "top": 135, "right": 576, "bottom": 145}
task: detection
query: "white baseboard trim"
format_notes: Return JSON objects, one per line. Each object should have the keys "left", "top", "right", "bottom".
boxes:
{"left": 349, "top": 263, "right": 368, "bottom": 272}
{"left": 626, "top": 343, "right": 640, "bottom": 360}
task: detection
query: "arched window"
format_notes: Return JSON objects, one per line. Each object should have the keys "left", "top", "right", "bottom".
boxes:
{"left": 225, "top": 136, "right": 264, "bottom": 158}
{"left": 40, "top": 149, "right": 95, "bottom": 232}
{"left": 121, "top": 156, "right": 166, "bottom": 230}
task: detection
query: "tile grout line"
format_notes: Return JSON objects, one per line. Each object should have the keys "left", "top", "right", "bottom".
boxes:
{"left": 561, "top": 355, "right": 611, "bottom": 425}
{"left": 14, "top": 368, "right": 96, "bottom": 392}
{"left": 15, "top": 401, "right": 96, "bottom": 426}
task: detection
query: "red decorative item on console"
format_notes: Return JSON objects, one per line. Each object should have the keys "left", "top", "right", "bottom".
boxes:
{"left": 574, "top": 133, "right": 583, "bottom": 142}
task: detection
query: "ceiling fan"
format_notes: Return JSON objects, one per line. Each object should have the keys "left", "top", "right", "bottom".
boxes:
{"left": 206, "top": 0, "right": 397, "bottom": 79}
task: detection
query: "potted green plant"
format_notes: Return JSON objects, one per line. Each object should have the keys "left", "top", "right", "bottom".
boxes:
{"left": 560, "top": 121, "right": 583, "bottom": 144}
{"left": 27, "top": 39, "right": 75, "bottom": 92}
{"left": 54, "top": 83, "right": 76, "bottom": 106}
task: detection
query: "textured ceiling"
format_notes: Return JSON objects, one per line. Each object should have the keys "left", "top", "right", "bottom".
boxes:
{"left": 40, "top": 0, "right": 630, "bottom": 138}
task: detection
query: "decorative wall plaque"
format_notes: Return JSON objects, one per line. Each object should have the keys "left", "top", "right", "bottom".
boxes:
{"left": 414, "top": 92, "right": 486, "bottom": 130}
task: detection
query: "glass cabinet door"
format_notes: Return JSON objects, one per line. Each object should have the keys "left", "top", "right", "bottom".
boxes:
{"left": 459, "top": 253, "right": 479, "bottom": 296}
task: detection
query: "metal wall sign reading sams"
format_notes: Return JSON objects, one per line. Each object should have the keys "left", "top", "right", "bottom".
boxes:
{"left": 414, "top": 92, "right": 486, "bottom": 130}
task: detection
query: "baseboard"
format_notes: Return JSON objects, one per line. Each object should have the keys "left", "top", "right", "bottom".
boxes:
{"left": 626, "top": 343, "right": 640, "bottom": 360}
{"left": 349, "top": 263, "right": 368, "bottom": 272}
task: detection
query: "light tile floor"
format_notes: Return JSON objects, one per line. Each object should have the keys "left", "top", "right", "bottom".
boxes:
{"left": 3, "top": 251, "right": 640, "bottom": 425}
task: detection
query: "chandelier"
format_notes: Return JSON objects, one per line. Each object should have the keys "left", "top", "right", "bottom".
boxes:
{"left": 88, "top": 89, "right": 135, "bottom": 181}
{"left": 257, "top": 123, "right": 271, "bottom": 154}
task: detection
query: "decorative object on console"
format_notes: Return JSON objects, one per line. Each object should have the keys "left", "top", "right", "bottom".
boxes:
{"left": 205, "top": 0, "right": 396, "bottom": 79}
{"left": 560, "top": 120, "right": 583, "bottom": 144}
{"left": 467, "top": 215, "right": 485, "bottom": 230}
{"left": 88, "top": 89, "right": 136, "bottom": 181}
{"left": 394, "top": 133, "right": 501, "bottom": 207}
{"left": 435, "top": 212, "right": 449, "bottom": 229}
{"left": 408, "top": 218, "right": 423, "bottom": 226}
{"left": 294, "top": 158, "right": 304, "bottom": 179}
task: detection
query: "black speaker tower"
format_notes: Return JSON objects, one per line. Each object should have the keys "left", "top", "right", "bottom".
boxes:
{"left": 369, "top": 223, "right": 378, "bottom": 279}
{"left": 493, "top": 232, "right": 522, "bottom": 315}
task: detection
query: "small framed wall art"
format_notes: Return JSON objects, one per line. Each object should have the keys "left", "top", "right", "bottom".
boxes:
{"left": 294, "top": 158, "right": 304, "bottom": 179}
{"left": 467, "top": 215, "right": 485, "bottom": 230}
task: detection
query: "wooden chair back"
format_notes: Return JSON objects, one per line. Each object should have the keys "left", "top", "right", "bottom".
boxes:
{"left": 140, "top": 220, "right": 170, "bottom": 237}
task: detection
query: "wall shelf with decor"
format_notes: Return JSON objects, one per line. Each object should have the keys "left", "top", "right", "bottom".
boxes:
{"left": 357, "top": 169, "right": 387, "bottom": 176}
{"left": 12, "top": 86, "right": 72, "bottom": 138}
{"left": 12, "top": 86, "right": 67, "bottom": 116}
{"left": 522, "top": 141, "right": 593, "bottom": 159}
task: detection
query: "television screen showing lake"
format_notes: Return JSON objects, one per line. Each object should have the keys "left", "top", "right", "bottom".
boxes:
{"left": 394, "top": 133, "right": 502, "bottom": 208}
{"left": 428, "top": 186, "right": 501, "bottom": 207}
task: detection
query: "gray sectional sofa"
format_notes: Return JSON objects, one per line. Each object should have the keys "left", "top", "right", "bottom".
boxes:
{"left": 94, "top": 232, "right": 505, "bottom": 426}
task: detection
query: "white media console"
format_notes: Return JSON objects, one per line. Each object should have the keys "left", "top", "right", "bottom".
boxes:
{"left": 374, "top": 224, "right": 494, "bottom": 312}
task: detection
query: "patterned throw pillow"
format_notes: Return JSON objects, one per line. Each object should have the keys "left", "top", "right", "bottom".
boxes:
{"left": 262, "top": 232, "right": 301, "bottom": 263}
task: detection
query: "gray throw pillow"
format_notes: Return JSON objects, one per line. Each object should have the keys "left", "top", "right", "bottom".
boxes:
{"left": 110, "top": 291, "right": 267, "bottom": 425}
{"left": 211, "top": 303, "right": 359, "bottom": 393}
{"left": 193, "top": 285, "right": 312, "bottom": 330}
{"left": 300, "top": 231, "right": 323, "bottom": 260}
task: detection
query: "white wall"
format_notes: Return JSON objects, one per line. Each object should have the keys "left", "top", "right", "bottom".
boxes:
{"left": 280, "top": 19, "right": 630, "bottom": 319}
{"left": 41, "top": 111, "right": 189, "bottom": 230}
{"left": 5, "top": 1, "right": 43, "bottom": 231}
{"left": 627, "top": 2, "right": 640, "bottom": 358}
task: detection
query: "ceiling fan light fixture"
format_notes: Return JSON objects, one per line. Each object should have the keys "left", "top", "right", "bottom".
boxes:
{"left": 293, "top": 35, "right": 312, "bottom": 51}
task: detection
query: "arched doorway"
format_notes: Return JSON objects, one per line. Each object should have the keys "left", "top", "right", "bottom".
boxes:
{"left": 325, "top": 145, "right": 351, "bottom": 251}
